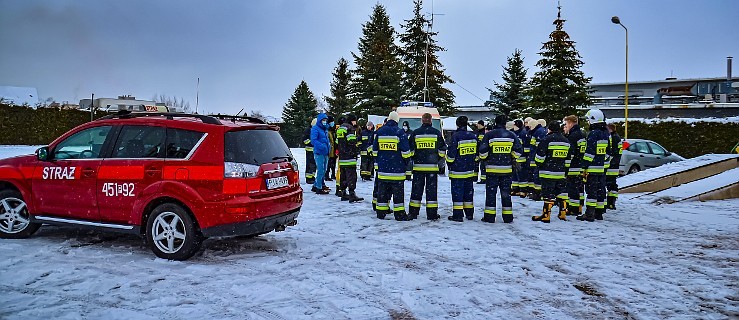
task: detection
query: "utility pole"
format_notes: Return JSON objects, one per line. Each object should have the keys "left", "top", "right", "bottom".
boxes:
{"left": 423, "top": 0, "right": 444, "bottom": 102}
{"left": 196, "top": 77, "right": 200, "bottom": 114}
{"left": 90, "top": 93, "right": 94, "bottom": 122}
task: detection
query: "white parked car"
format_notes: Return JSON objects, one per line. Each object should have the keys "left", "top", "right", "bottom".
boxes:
{"left": 619, "top": 139, "right": 685, "bottom": 175}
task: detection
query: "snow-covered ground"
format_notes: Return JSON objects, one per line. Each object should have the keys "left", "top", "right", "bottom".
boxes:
{"left": 1, "top": 146, "right": 737, "bottom": 319}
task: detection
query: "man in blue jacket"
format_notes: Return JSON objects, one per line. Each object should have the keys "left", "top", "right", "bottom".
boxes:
{"left": 373, "top": 111, "right": 412, "bottom": 221}
{"left": 478, "top": 114, "right": 523, "bottom": 223}
{"left": 447, "top": 116, "right": 478, "bottom": 222}
{"left": 310, "top": 113, "right": 331, "bottom": 194}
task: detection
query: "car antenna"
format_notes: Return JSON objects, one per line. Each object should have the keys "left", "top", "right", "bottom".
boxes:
{"left": 233, "top": 108, "right": 244, "bottom": 123}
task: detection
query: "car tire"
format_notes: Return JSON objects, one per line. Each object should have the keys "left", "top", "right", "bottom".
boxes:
{"left": 0, "top": 189, "right": 41, "bottom": 239}
{"left": 146, "top": 203, "right": 203, "bottom": 260}
{"left": 628, "top": 165, "right": 640, "bottom": 174}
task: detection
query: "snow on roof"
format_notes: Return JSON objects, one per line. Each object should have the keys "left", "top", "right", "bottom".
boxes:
{"left": 617, "top": 154, "right": 739, "bottom": 188}
{"left": 608, "top": 116, "right": 739, "bottom": 124}
{"left": 650, "top": 167, "right": 739, "bottom": 201}
{"left": 0, "top": 86, "right": 39, "bottom": 106}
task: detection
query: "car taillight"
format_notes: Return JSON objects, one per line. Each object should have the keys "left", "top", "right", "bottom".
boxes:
{"left": 290, "top": 159, "right": 299, "bottom": 172}
{"left": 224, "top": 162, "right": 260, "bottom": 178}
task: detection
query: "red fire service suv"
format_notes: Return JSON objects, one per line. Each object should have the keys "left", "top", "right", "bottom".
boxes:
{"left": 0, "top": 112, "right": 302, "bottom": 260}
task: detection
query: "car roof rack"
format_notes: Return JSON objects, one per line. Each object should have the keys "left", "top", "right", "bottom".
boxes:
{"left": 96, "top": 110, "right": 222, "bottom": 125}
{"left": 209, "top": 114, "right": 266, "bottom": 124}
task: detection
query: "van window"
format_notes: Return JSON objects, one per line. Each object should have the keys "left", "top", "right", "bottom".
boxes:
{"left": 225, "top": 129, "right": 293, "bottom": 164}
{"left": 399, "top": 118, "right": 442, "bottom": 131}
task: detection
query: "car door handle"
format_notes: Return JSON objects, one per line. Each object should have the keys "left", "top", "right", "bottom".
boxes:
{"left": 145, "top": 166, "right": 161, "bottom": 177}
{"left": 82, "top": 168, "right": 96, "bottom": 177}
{"left": 639, "top": 155, "right": 644, "bottom": 157}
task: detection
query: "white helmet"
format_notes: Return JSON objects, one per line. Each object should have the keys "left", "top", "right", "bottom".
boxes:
{"left": 585, "top": 109, "right": 605, "bottom": 124}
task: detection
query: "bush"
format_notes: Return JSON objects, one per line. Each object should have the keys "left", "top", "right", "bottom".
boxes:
{"left": 0, "top": 103, "right": 107, "bottom": 145}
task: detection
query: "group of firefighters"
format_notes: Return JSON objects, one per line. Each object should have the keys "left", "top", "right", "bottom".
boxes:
{"left": 302, "top": 108, "right": 623, "bottom": 224}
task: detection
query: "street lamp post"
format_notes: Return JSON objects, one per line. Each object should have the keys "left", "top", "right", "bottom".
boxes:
{"left": 611, "top": 16, "right": 628, "bottom": 139}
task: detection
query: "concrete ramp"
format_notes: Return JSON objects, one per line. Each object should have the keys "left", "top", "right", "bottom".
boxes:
{"left": 619, "top": 154, "right": 738, "bottom": 193}
{"left": 648, "top": 167, "right": 739, "bottom": 203}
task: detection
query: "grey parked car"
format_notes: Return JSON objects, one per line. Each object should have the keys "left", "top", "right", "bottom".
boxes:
{"left": 619, "top": 139, "right": 685, "bottom": 175}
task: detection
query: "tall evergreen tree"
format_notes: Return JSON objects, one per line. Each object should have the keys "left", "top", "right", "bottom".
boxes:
{"left": 281, "top": 80, "right": 318, "bottom": 147}
{"left": 399, "top": 0, "right": 456, "bottom": 116}
{"left": 527, "top": 5, "right": 592, "bottom": 120}
{"left": 350, "top": 4, "right": 405, "bottom": 119}
{"left": 325, "top": 57, "right": 353, "bottom": 117}
{"left": 488, "top": 49, "right": 528, "bottom": 118}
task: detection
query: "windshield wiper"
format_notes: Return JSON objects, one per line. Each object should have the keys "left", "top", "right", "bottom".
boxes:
{"left": 272, "top": 156, "right": 293, "bottom": 162}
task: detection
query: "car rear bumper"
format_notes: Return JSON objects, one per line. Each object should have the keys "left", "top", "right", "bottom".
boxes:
{"left": 200, "top": 207, "right": 300, "bottom": 238}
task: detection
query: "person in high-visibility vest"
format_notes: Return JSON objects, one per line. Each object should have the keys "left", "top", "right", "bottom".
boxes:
{"left": 446, "top": 116, "right": 478, "bottom": 222}
{"left": 606, "top": 123, "right": 623, "bottom": 210}
{"left": 373, "top": 112, "right": 412, "bottom": 221}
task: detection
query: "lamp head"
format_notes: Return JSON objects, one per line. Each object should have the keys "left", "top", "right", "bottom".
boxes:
{"left": 611, "top": 16, "right": 621, "bottom": 24}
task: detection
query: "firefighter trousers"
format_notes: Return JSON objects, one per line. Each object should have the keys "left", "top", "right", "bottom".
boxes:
{"left": 376, "top": 180, "right": 405, "bottom": 217}
{"left": 566, "top": 174, "right": 585, "bottom": 210}
{"left": 305, "top": 150, "right": 316, "bottom": 184}
{"left": 451, "top": 178, "right": 474, "bottom": 220}
{"left": 484, "top": 174, "right": 513, "bottom": 222}
{"left": 360, "top": 155, "right": 374, "bottom": 180}
{"left": 585, "top": 174, "right": 606, "bottom": 210}
{"left": 339, "top": 165, "right": 357, "bottom": 192}
{"left": 409, "top": 172, "right": 438, "bottom": 219}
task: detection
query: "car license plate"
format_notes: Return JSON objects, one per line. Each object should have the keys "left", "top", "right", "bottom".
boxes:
{"left": 266, "top": 176, "right": 289, "bottom": 190}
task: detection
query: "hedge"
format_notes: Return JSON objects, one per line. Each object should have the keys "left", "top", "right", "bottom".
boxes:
{"left": 2, "top": 103, "right": 737, "bottom": 158}
{"left": 610, "top": 121, "right": 739, "bottom": 158}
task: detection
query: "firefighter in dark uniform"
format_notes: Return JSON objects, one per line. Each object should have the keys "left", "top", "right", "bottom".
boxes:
{"left": 402, "top": 121, "right": 413, "bottom": 181}
{"left": 577, "top": 109, "right": 611, "bottom": 222}
{"left": 532, "top": 121, "right": 570, "bottom": 223}
{"left": 373, "top": 112, "right": 412, "bottom": 220}
{"left": 475, "top": 120, "right": 486, "bottom": 184}
{"left": 371, "top": 118, "right": 386, "bottom": 212}
{"left": 510, "top": 120, "right": 523, "bottom": 196}
{"left": 563, "top": 115, "right": 586, "bottom": 215}
{"left": 478, "top": 115, "right": 523, "bottom": 223}
{"left": 303, "top": 118, "right": 317, "bottom": 184}
{"left": 528, "top": 119, "right": 547, "bottom": 200}
{"left": 359, "top": 121, "right": 375, "bottom": 181}
{"left": 336, "top": 114, "right": 363, "bottom": 202}
{"left": 446, "top": 116, "right": 478, "bottom": 222}
{"left": 408, "top": 113, "right": 446, "bottom": 221}
{"left": 517, "top": 118, "right": 532, "bottom": 197}
{"left": 606, "top": 123, "right": 623, "bottom": 210}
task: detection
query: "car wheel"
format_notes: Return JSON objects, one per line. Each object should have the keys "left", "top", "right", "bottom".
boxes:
{"left": 146, "top": 203, "right": 202, "bottom": 260}
{"left": 628, "top": 165, "right": 640, "bottom": 174}
{"left": 0, "top": 189, "right": 41, "bottom": 239}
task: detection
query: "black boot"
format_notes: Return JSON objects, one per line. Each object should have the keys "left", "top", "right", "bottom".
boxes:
{"left": 594, "top": 207, "right": 604, "bottom": 220}
{"left": 481, "top": 213, "right": 496, "bottom": 223}
{"left": 394, "top": 211, "right": 408, "bottom": 221}
{"left": 427, "top": 208, "right": 440, "bottom": 221}
{"left": 408, "top": 207, "right": 419, "bottom": 220}
{"left": 576, "top": 207, "right": 595, "bottom": 222}
{"left": 377, "top": 211, "right": 387, "bottom": 220}
{"left": 464, "top": 208, "right": 474, "bottom": 221}
{"left": 341, "top": 190, "right": 350, "bottom": 201}
{"left": 448, "top": 215, "right": 463, "bottom": 222}
{"left": 335, "top": 189, "right": 342, "bottom": 197}
{"left": 348, "top": 192, "right": 364, "bottom": 203}
{"left": 502, "top": 213, "right": 514, "bottom": 223}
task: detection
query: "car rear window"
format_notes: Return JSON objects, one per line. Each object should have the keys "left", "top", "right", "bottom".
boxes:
{"left": 225, "top": 129, "right": 293, "bottom": 165}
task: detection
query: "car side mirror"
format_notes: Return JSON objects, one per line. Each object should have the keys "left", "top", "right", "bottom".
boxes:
{"left": 36, "top": 147, "right": 49, "bottom": 161}
{"left": 665, "top": 151, "right": 672, "bottom": 156}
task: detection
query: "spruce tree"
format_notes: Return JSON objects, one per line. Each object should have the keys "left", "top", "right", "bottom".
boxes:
{"left": 281, "top": 80, "right": 318, "bottom": 147}
{"left": 488, "top": 49, "right": 528, "bottom": 118}
{"left": 325, "top": 57, "right": 353, "bottom": 117}
{"left": 527, "top": 5, "right": 592, "bottom": 120}
{"left": 350, "top": 4, "right": 405, "bottom": 119}
{"left": 399, "top": 0, "right": 456, "bottom": 116}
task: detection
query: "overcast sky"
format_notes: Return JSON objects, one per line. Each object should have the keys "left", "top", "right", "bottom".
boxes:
{"left": 1, "top": 0, "right": 737, "bottom": 118}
